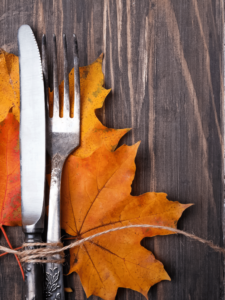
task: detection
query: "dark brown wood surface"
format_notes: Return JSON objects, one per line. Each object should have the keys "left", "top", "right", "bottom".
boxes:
{"left": 0, "top": 1, "right": 224, "bottom": 299}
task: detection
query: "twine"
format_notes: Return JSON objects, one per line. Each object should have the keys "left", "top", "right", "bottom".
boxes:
{"left": 0, "top": 224, "right": 225, "bottom": 264}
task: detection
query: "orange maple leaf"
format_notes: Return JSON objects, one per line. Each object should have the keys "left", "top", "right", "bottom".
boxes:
{"left": 49, "top": 54, "right": 192, "bottom": 299}
{"left": 61, "top": 144, "right": 191, "bottom": 300}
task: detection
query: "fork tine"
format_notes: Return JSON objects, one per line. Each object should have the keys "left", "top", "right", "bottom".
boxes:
{"left": 73, "top": 34, "right": 80, "bottom": 122}
{"left": 41, "top": 34, "right": 49, "bottom": 116}
{"left": 53, "top": 34, "right": 60, "bottom": 117}
{"left": 63, "top": 34, "right": 70, "bottom": 117}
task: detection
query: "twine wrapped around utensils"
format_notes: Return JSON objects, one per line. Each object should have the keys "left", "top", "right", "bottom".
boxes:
{"left": 0, "top": 242, "right": 65, "bottom": 264}
{"left": 20, "top": 242, "right": 65, "bottom": 264}
{"left": 0, "top": 224, "right": 225, "bottom": 264}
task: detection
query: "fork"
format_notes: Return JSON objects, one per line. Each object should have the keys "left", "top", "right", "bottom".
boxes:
{"left": 42, "top": 33, "right": 80, "bottom": 300}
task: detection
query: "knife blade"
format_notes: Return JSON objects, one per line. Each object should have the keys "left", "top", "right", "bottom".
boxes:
{"left": 18, "top": 24, "right": 45, "bottom": 300}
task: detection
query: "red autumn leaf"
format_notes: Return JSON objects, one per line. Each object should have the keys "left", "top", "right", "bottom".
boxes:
{"left": 0, "top": 113, "right": 21, "bottom": 226}
{"left": 0, "top": 113, "right": 23, "bottom": 279}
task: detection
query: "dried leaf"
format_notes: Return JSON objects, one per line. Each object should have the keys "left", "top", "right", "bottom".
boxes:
{"left": 0, "top": 50, "right": 20, "bottom": 123}
{"left": 0, "top": 113, "right": 21, "bottom": 226}
{"left": 61, "top": 144, "right": 191, "bottom": 300}
{"left": 0, "top": 113, "right": 23, "bottom": 278}
{"left": 64, "top": 287, "right": 73, "bottom": 293}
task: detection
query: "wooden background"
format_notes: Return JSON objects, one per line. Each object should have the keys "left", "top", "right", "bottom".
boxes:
{"left": 0, "top": 0, "right": 224, "bottom": 299}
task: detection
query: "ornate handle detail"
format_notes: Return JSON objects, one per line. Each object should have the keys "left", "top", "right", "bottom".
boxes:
{"left": 45, "top": 265, "right": 62, "bottom": 300}
{"left": 46, "top": 161, "right": 65, "bottom": 300}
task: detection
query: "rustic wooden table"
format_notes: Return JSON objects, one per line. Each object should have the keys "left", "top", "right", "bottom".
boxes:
{"left": 0, "top": 1, "right": 224, "bottom": 299}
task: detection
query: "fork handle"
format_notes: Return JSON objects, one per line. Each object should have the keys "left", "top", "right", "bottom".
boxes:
{"left": 46, "top": 161, "right": 65, "bottom": 300}
{"left": 23, "top": 232, "right": 44, "bottom": 300}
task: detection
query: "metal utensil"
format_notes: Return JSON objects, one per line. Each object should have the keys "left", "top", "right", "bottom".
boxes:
{"left": 42, "top": 34, "right": 80, "bottom": 300}
{"left": 18, "top": 25, "right": 46, "bottom": 300}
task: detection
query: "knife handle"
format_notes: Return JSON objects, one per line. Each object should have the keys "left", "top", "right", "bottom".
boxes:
{"left": 23, "top": 232, "right": 44, "bottom": 300}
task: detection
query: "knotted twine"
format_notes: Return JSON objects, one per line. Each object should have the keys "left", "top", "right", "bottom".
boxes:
{"left": 0, "top": 224, "right": 225, "bottom": 264}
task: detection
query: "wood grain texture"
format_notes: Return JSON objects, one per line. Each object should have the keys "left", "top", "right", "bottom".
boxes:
{"left": 0, "top": 0, "right": 224, "bottom": 299}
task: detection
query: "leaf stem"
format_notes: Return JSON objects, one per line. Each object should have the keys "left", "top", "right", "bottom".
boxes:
{"left": 0, "top": 225, "right": 25, "bottom": 280}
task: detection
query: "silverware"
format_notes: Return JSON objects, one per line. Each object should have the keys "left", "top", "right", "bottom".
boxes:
{"left": 42, "top": 34, "right": 80, "bottom": 300}
{"left": 18, "top": 25, "right": 46, "bottom": 300}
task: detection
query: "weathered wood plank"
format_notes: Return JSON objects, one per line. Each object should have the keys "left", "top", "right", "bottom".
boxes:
{"left": 0, "top": 0, "right": 223, "bottom": 299}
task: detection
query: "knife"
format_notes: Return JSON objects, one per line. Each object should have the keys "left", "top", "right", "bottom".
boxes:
{"left": 18, "top": 25, "right": 45, "bottom": 300}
